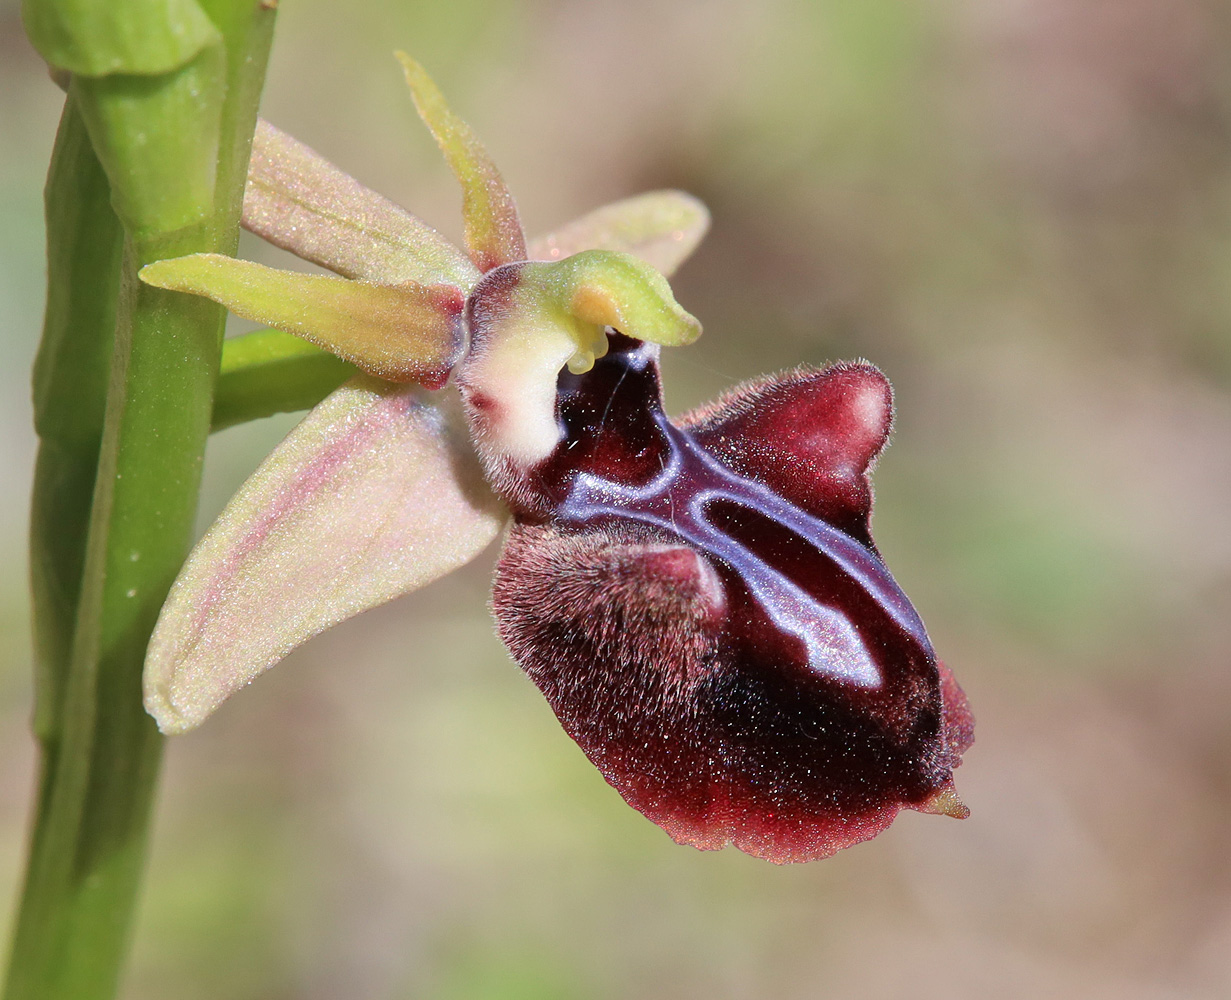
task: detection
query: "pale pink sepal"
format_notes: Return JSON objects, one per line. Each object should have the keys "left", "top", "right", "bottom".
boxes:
{"left": 528, "top": 191, "right": 710, "bottom": 278}
{"left": 144, "top": 378, "right": 507, "bottom": 734}
{"left": 244, "top": 119, "right": 481, "bottom": 289}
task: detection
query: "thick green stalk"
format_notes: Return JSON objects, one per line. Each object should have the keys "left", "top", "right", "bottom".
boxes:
{"left": 6, "top": 3, "right": 276, "bottom": 997}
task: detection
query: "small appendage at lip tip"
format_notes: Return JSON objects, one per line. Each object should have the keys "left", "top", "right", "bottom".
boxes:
{"left": 919, "top": 785, "right": 970, "bottom": 820}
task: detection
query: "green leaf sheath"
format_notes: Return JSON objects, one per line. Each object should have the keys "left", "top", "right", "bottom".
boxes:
{"left": 6, "top": 2, "right": 276, "bottom": 998}
{"left": 22, "top": 0, "right": 221, "bottom": 76}
{"left": 29, "top": 100, "right": 123, "bottom": 752}
{"left": 213, "top": 330, "right": 357, "bottom": 432}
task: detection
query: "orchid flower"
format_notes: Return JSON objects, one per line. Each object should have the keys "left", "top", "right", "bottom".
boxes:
{"left": 139, "top": 55, "right": 973, "bottom": 864}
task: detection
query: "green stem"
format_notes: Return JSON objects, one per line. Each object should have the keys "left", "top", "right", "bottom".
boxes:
{"left": 213, "top": 329, "right": 356, "bottom": 432}
{"left": 6, "top": 4, "right": 276, "bottom": 998}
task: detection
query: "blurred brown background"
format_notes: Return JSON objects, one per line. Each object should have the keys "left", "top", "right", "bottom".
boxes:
{"left": 4, "top": 1, "right": 1231, "bottom": 997}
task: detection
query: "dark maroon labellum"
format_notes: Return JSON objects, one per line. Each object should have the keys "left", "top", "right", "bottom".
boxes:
{"left": 492, "top": 334, "right": 973, "bottom": 862}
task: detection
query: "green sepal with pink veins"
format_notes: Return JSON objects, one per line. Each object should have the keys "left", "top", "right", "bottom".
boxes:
{"left": 144, "top": 379, "right": 504, "bottom": 734}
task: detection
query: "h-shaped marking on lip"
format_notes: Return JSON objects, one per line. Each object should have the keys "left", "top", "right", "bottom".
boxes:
{"left": 559, "top": 411, "right": 933, "bottom": 690}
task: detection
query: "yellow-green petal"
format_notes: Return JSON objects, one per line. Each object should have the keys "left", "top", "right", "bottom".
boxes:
{"left": 529, "top": 191, "right": 710, "bottom": 278}
{"left": 140, "top": 254, "right": 464, "bottom": 386}
{"left": 396, "top": 52, "right": 527, "bottom": 273}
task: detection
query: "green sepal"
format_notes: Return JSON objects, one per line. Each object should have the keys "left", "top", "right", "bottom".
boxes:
{"left": 140, "top": 253, "right": 465, "bottom": 385}
{"left": 147, "top": 380, "right": 506, "bottom": 734}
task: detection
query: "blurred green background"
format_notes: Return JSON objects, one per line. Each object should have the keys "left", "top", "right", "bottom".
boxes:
{"left": 4, "top": 0, "right": 1231, "bottom": 997}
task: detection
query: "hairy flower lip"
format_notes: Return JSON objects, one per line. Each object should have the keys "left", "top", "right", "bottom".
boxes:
{"left": 491, "top": 334, "right": 971, "bottom": 862}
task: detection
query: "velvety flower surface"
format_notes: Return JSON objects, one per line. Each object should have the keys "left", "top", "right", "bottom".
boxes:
{"left": 141, "top": 55, "right": 972, "bottom": 863}
{"left": 489, "top": 337, "right": 972, "bottom": 861}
